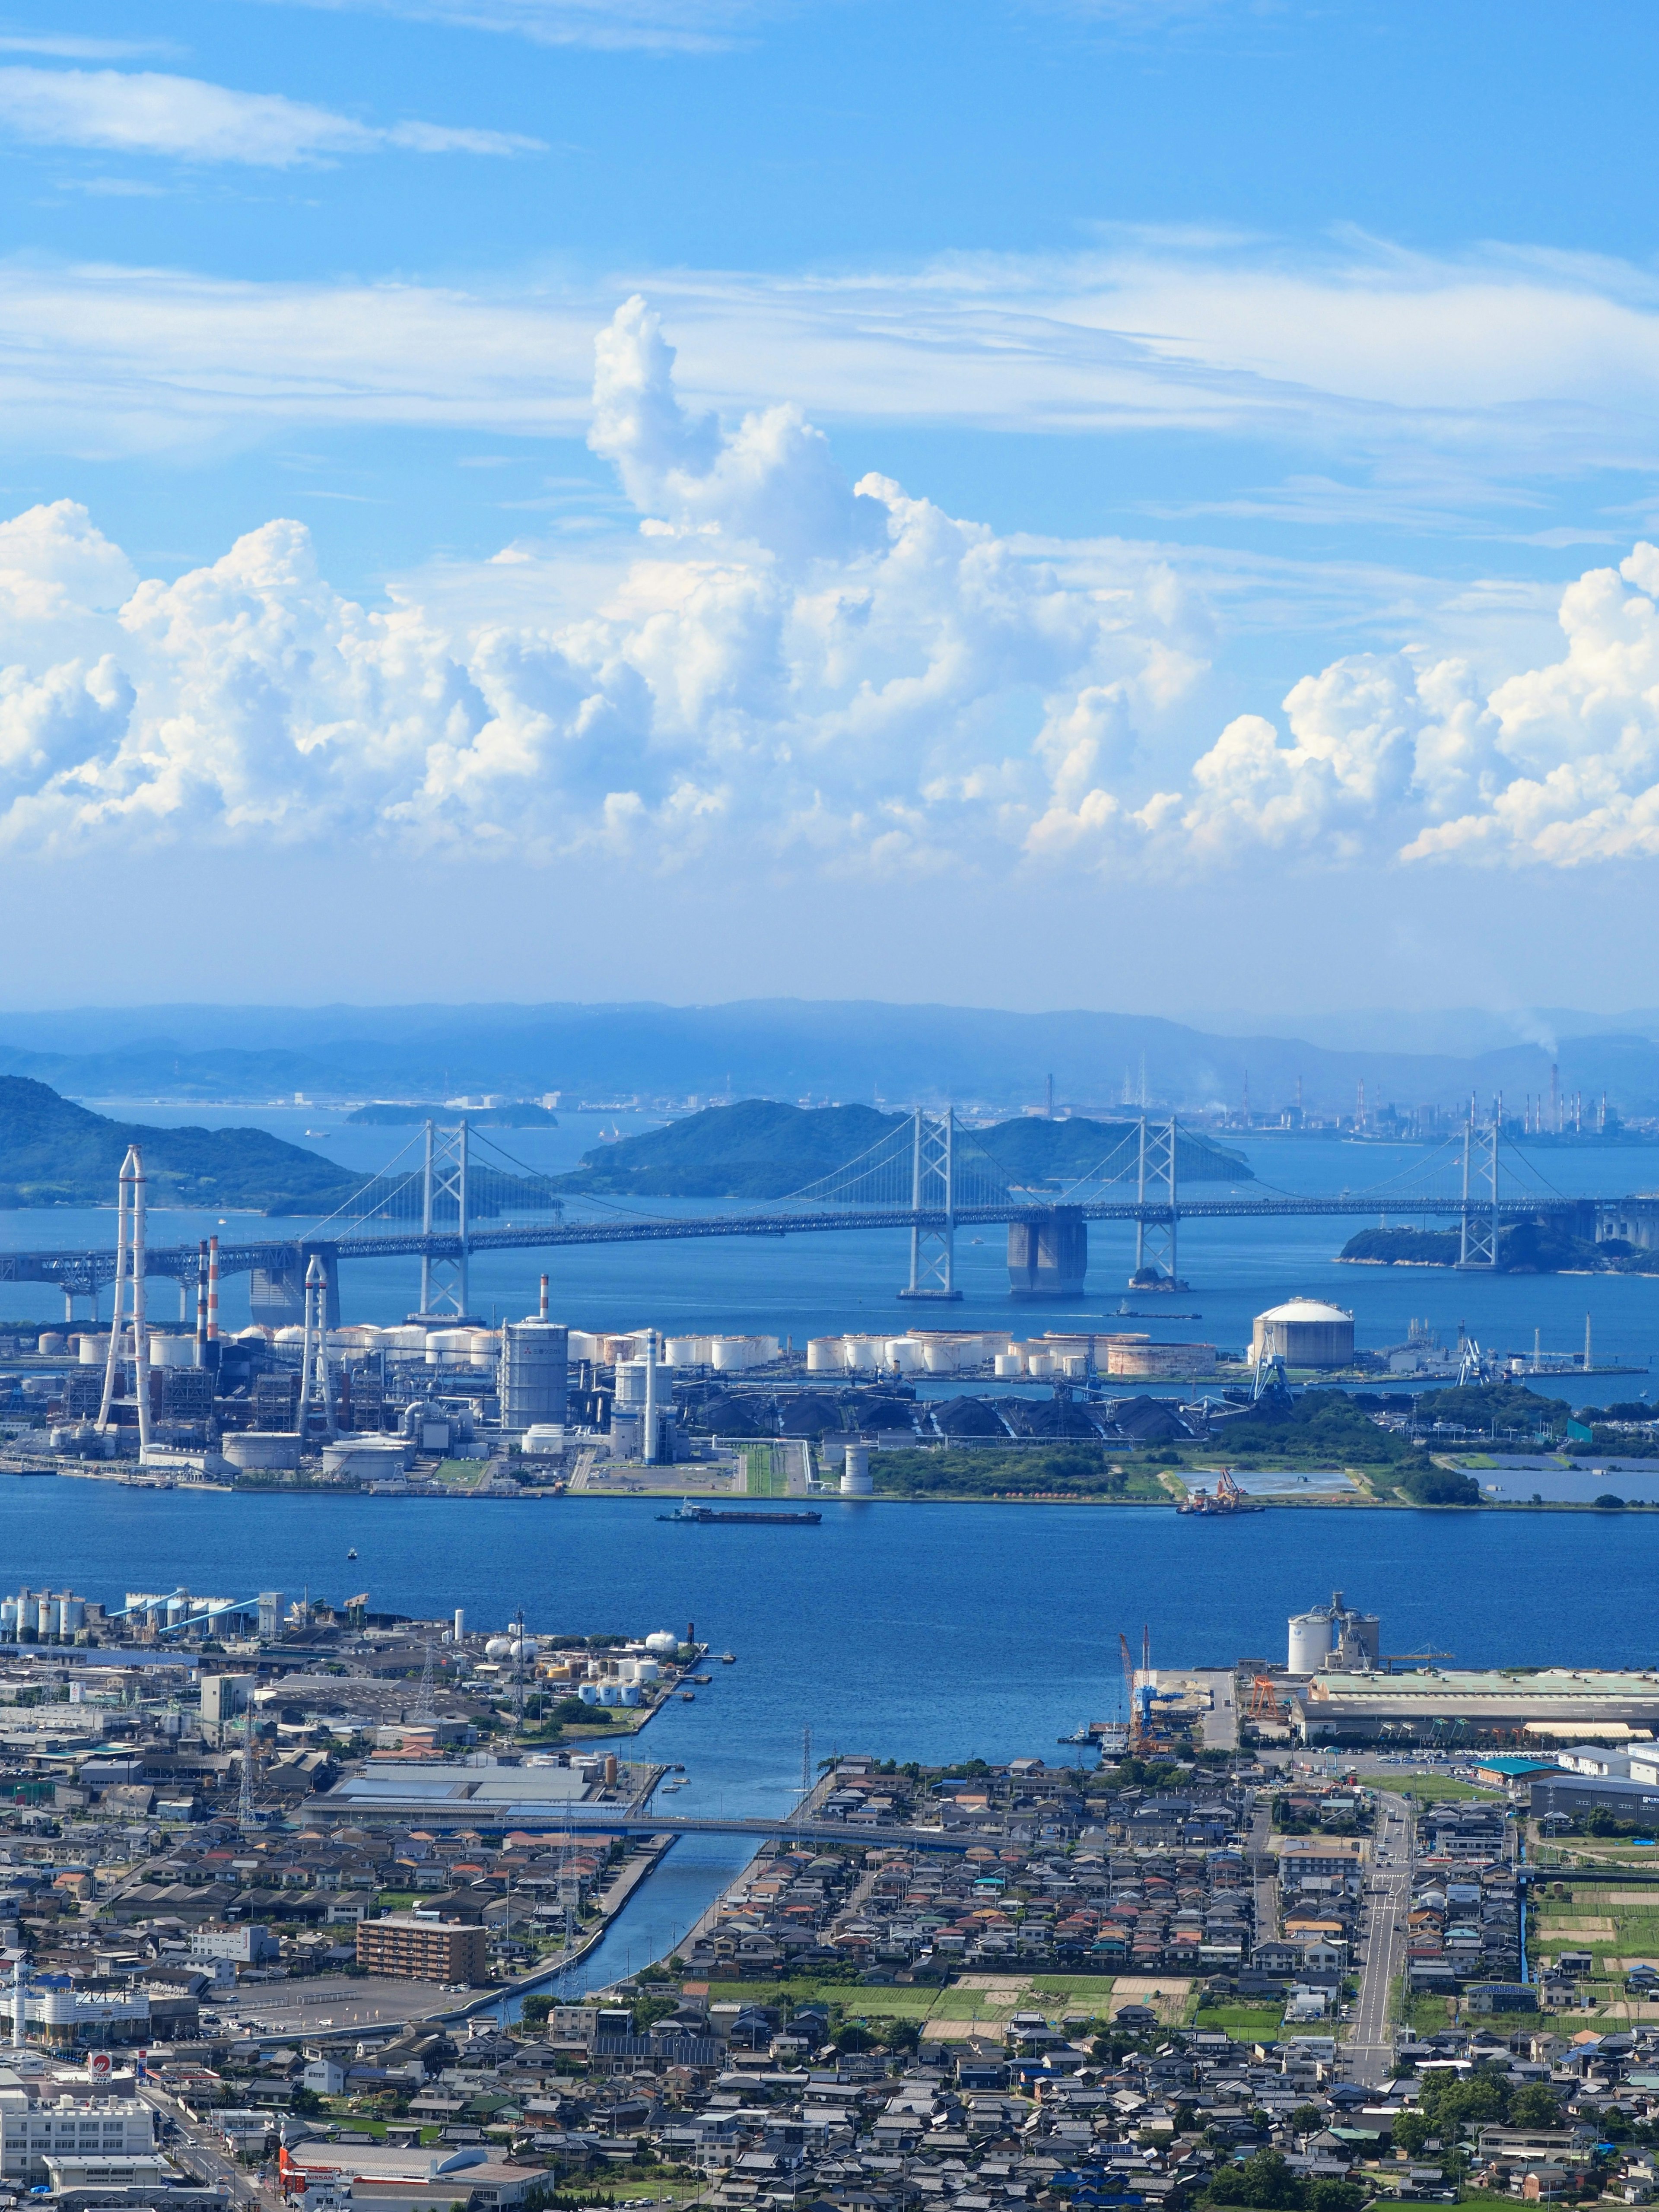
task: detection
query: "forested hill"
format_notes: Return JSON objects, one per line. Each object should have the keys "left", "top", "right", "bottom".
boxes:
{"left": 0, "top": 1079, "right": 361, "bottom": 1214}
{"left": 553, "top": 1101, "right": 1252, "bottom": 1200}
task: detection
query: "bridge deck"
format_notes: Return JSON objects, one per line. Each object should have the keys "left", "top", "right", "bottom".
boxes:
{"left": 0, "top": 1190, "right": 1629, "bottom": 1288}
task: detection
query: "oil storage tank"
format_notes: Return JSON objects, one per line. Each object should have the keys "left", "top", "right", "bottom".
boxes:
{"left": 1251, "top": 1297, "right": 1354, "bottom": 1369}
{"left": 499, "top": 1320, "right": 569, "bottom": 1434}
{"left": 1288, "top": 1608, "right": 1335, "bottom": 1674}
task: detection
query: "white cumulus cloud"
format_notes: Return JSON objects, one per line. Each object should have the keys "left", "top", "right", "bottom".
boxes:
{"left": 0, "top": 66, "right": 542, "bottom": 165}
{"left": 0, "top": 299, "right": 1654, "bottom": 885}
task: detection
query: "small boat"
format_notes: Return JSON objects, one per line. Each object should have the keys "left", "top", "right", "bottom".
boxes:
{"left": 679, "top": 1691, "right": 696, "bottom": 1702}
{"left": 720, "top": 1650, "right": 737, "bottom": 1661}
{"left": 690, "top": 1673, "right": 712, "bottom": 1684}
{"left": 347, "top": 1548, "right": 358, "bottom": 1560}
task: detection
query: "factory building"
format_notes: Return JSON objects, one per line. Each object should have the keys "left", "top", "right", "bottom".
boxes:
{"left": 1297, "top": 1667, "right": 1659, "bottom": 1742}
{"left": 1251, "top": 1298, "right": 1355, "bottom": 1369}
{"left": 0, "top": 2091, "right": 154, "bottom": 2183}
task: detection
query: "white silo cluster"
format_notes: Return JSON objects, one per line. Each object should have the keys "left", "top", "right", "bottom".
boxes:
{"left": 1287, "top": 1588, "right": 1382, "bottom": 1675}
{"left": 807, "top": 1331, "right": 1001, "bottom": 1376}
{"left": 0, "top": 1589, "right": 86, "bottom": 1641}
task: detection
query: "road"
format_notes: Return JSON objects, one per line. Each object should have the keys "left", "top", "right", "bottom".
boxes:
{"left": 1347, "top": 1789, "right": 1411, "bottom": 2085}
{"left": 141, "top": 2082, "right": 275, "bottom": 2212}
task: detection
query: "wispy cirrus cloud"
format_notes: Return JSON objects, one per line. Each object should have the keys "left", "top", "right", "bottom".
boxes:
{"left": 252, "top": 0, "right": 768, "bottom": 53}
{"left": 0, "top": 66, "right": 543, "bottom": 165}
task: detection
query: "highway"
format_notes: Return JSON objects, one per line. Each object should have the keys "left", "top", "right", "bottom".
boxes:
{"left": 316, "top": 1801, "right": 991, "bottom": 1848}
{"left": 1347, "top": 1790, "right": 1411, "bottom": 2085}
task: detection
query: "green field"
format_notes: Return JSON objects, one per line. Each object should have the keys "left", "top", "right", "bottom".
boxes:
{"left": 1189, "top": 2004, "right": 1286, "bottom": 2040}
{"left": 1394, "top": 1777, "right": 1504, "bottom": 1803}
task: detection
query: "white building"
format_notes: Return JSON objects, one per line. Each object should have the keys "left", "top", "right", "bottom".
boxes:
{"left": 0, "top": 2088, "right": 155, "bottom": 2184}
{"left": 188, "top": 1923, "right": 279, "bottom": 1964}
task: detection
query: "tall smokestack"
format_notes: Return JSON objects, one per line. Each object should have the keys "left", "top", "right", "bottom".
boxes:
{"left": 207, "top": 1235, "right": 219, "bottom": 1341}
{"left": 539, "top": 1274, "right": 549, "bottom": 1321}
{"left": 195, "top": 1241, "right": 209, "bottom": 1367}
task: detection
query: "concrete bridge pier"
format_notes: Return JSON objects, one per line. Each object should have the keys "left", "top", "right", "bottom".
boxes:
{"left": 1008, "top": 1207, "right": 1087, "bottom": 1298}
{"left": 250, "top": 1241, "right": 341, "bottom": 1329}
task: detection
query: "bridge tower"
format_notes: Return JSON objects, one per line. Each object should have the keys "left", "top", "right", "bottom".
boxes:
{"left": 415, "top": 1117, "right": 476, "bottom": 1322}
{"left": 898, "top": 1108, "right": 963, "bottom": 1301}
{"left": 1457, "top": 1101, "right": 1501, "bottom": 1269}
{"left": 1131, "top": 1117, "right": 1184, "bottom": 1290}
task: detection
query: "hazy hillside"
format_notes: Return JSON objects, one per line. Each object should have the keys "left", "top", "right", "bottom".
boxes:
{"left": 0, "top": 1079, "right": 361, "bottom": 1214}
{"left": 553, "top": 1101, "right": 1254, "bottom": 1199}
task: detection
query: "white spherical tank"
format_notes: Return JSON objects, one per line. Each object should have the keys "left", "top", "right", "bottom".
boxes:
{"left": 644, "top": 1630, "right": 679, "bottom": 1656}
{"left": 1288, "top": 1610, "right": 1335, "bottom": 1674}
{"left": 508, "top": 1638, "right": 539, "bottom": 1662}
{"left": 484, "top": 1636, "right": 513, "bottom": 1660}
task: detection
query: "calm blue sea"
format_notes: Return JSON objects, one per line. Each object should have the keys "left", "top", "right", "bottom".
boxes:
{"left": 6, "top": 1479, "right": 1659, "bottom": 1992}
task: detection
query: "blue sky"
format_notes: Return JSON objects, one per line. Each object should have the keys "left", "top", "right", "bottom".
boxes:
{"left": 0, "top": 0, "right": 1657, "bottom": 1015}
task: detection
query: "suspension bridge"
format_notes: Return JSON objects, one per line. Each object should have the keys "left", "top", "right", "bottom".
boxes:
{"left": 0, "top": 1107, "right": 1648, "bottom": 1322}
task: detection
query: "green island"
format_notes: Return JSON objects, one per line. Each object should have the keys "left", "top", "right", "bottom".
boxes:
{"left": 0, "top": 1076, "right": 362, "bottom": 1214}
{"left": 550, "top": 1098, "right": 1252, "bottom": 1199}
{"left": 1340, "top": 1217, "right": 1659, "bottom": 1274}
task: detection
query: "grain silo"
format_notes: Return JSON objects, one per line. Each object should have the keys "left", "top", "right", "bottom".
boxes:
{"left": 1250, "top": 1297, "right": 1354, "bottom": 1370}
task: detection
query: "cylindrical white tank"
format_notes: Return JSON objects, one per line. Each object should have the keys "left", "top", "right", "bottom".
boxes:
{"left": 921, "top": 1339, "right": 960, "bottom": 1374}
{"left": 841, "top": 1442, "right": 873, "bottom": 1496}
{"left": 709, "top": 1336, "right": 751, "bottom": 1373}
{"left": 148, "top": 1336, "right": 195, "bottom": 1367}
{"left": 614, "top": 1358, "right": 648, "bottom": 1408}
{"left": 381, "top": 1326, "right": 428, "bottom": 1354}
{"left": 521, "top": 1424, "right": 566, "bottom": 1456}
{"left": 425, "top": 1329, "right": 471, "bottom": 1365}
{"left": 321, "top": 1440, "right": 413, "bottom": 1479}
{"left": 76, "top": 1335, "right": 111, "bottom": 1366}
{"left": 885, "top": 1338, "right": 926, "bottom": 1375}
{"left": 1026, "top": 1350, "right": 1055, "bottom": 1379}
{"left": 36, "top": 1335, "right": 66, "bottom": 1356}
{"left": 1288, "top": 1611, "right": 1335, "bottom": 1674}
{"left": 501, "top": 1321, "right": 569, "bottom": 1432}
{"left": 221, "top": 1433, "right": 301, "bottom": 1473}
{"left": 842, "top": 1336, "right": 880, "bottom": 1374}
{"left": 807, "top": 1337, "right": 842, "bottom": 1374}
{"left": 994, "top": 1351, "right": 1024, "bottom": 1379}
{"left": 664, "top": 1337, "right": 702, "bottom": 1368}
{"left": 454, "top": 1608, "right": 466, "bottom": 1643}
{"left": 60, "top": 1599, "right": 84, "bottom": 1634}
{"left": 566, "top": 1331, "right": 599, "bottom": 1362}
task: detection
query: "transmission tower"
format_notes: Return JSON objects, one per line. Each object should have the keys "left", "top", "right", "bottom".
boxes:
{"left": 414, "top": 1637, "right": 437, "bottom": 1722}
{"left": 238, "top": 1712, "right": 256, "bottom": 1833}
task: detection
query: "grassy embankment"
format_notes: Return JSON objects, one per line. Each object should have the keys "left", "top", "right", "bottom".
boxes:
{"left": 741, "top": 1445, "right": 786, "bottom": 1497}
{"left": 689, "top": 1973, "right": 1125, "bottom": 2026}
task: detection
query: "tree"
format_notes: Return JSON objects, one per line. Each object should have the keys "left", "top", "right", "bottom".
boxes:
{"left": 1391, "top": 2111, "right": 1432, "bottom": 2158}
{"left": 1287, "top": 2106, "right": 1324, "bottom": 2141}
{"left": 1204, "top": 2149, "right": 1306, "bottom": 2208}
{"left": 1508, "top": 2085, "right": 1564, "bottom": 2130}
{"left": 1307, "top": 2184, "right": 1363, "bottom": 2212}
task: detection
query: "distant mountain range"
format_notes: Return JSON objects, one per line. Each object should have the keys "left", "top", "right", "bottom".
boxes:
{"left": 1, "top": 998, "right": 1657, "bottom": 1118}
